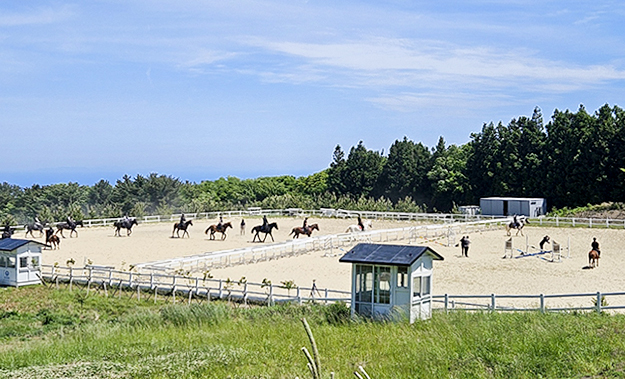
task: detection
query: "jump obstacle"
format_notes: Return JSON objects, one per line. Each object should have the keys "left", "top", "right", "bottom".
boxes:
{"left": 503, "top": 235, "right": 570, "bottom": 262}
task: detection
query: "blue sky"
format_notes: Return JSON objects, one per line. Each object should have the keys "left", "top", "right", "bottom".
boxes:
{"left": 1, "top": 1, "right": 624, "bottom": 187}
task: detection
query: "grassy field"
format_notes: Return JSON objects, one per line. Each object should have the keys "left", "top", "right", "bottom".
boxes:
{"left": 1, "top": 285, "right": 625, "bottom": 378}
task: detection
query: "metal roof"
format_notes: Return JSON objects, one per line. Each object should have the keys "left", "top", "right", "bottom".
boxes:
{"left": 339, "top": 243, "right": 444, "bottom": 266}
{"left": 0, "top": 238, "right": 47, "bottom": 252}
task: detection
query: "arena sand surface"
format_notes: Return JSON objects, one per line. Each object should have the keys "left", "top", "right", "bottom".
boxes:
{"left": 36, "top": 217, "right": 624, "bottom": 301}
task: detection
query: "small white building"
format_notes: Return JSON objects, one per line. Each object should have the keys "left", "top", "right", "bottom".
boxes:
{"left": 339, "top": 243, "right": 444, "bottom": 322}
{"left": 480, "top": 197, "right": 547, "bottom": 217}
{"left": 0, "top": 238, "right": 47, "bottom": 287}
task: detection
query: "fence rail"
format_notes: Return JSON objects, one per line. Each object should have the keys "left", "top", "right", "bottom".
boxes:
{"left": 41, "top": 265, "right": 351, "bottom": 305}
{"left": 134, "top": 218, "right": 507, "bottom": 274}
{"left": 432, "top": 291, "right": 625, "bottom": 314}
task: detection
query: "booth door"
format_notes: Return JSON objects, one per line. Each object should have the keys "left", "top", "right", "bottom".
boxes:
{"left": 410, "top": 273, "right": 432, "bottom": 323}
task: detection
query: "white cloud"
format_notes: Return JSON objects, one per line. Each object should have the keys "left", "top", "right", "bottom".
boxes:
{"left": 0, "top": 6, "right": 73, "bottom": 27}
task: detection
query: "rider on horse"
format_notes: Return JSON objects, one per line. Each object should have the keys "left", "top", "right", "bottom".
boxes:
{"left": 513, "top": 214, "right": 520, "bottom": 228}
{"left": 357, "top": 215, "right": 364, "bottom": 231}
{"left": 217, "top": 215, "right": 224, "bottom": 232}
{"left": 262, "top": 215, "right": 269, "bottom": 232}
{"left": 302, "top": 217, "right": 308, "bottom": 234}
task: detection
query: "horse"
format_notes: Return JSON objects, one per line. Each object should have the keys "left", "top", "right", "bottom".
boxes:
{"left": 1, "top": 225, "right": 15, "bottom": 239}
{"left": 172, "top": 220, "right": 193, "bottom": 238}
{"left": 251, "top": 222, "right": 279, "bottom": 243}
{"left": 45, "top": 228, "right": 60, "bottom": 249}
{"left": 289, "top": 223, "right": 319, "bottom": 239}
{"left": 113, "top": 218, "right": 137, "bottom": 237}
{"left": 205, "top": 222, "right": 233, "bottom": 240}
{"left": 56, "top": 220, "right": 84, "bottom": 238}
{"left": 588, "top": 249, "right": 600, "bottom": 268}
{"left": 25, "top": 222, "right": 45, "bottom": 238}
{"left": 345, "top": 219, "right": 373, "bottom": 233}
{"left": 505, "top": 216, "right": 529, "bottom": 236}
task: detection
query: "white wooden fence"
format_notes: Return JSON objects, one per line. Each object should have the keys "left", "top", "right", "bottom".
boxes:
{"left": 432, "top": 291, "right": 625, "bottom": 314}
{"left": 41, "top": 265, "right": 351, "bottom": 305}
{"left": 134, "top": 218, "right": 507, "bottom": 274}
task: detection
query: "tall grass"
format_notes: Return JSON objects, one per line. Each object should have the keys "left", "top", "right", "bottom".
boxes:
{"left": 1, "top": 286, "right": 625, "bottom": 378}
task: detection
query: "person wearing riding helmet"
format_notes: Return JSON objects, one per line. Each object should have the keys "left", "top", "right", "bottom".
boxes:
{"left": 179, "top": 213, "right": 186, "bottom": 227}
{"left": 302, "top": 217, "right": 308, "bottom": 234}
{"left": 218, "top": 215, "right": 224, "bottom": 231}
{"left": 357, "top": 215, "right": 364, "bottom": 231}
{"left": 262, "top": 215, "right": 269, "bottom": 232}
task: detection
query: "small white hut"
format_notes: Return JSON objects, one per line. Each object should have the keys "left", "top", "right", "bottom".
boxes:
{"left": 339, "top": 243, "right": 444, "bottom": 322}
{"left": 0, "top": 238, "right": 47, "bottom": 287}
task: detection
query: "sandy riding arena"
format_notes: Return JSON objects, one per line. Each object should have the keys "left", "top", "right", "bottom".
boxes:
{"left": 36, "top": 217, "right": 625, "bottom": 297}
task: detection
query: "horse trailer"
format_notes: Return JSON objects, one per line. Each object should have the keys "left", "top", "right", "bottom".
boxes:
{"left": 480, "top": 197, "right": 546, "bottom": 217}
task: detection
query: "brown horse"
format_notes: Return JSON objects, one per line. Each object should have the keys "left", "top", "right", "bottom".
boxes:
{"left": 205, "top": 222, "right": 232, "bottom": 240}
{"left": 172, "top": 220, "right": 193, "bottom": 238}
{"left": 289, "top": 223, "right": 319, "bottom": 238}
{"left": 588, "top": 249, "right": 600, "bottom": 268}
{"left": 45, "top": 228, "right": 60, "bottom": 249}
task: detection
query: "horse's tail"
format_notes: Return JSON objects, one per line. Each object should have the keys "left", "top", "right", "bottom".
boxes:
{"left": 289, "top": 228, "right": 295, "bottom": 236}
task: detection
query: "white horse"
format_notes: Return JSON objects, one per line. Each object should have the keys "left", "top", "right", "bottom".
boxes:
{"left": 345, "top": 220, "right": 373, "bottom": 233}
{"left": 505, "top": 215, "right": 529, "bottom": 236}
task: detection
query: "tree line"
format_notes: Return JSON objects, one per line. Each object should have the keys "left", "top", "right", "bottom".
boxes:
{"left": 1, "top": 104, "right": 624, "bottom": 224}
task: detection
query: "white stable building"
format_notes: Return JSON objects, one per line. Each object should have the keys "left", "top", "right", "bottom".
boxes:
{"left": 480, "top": 197, "right": 547, "bottom": 217}
{"left": 0, "top": 238, "right": 47, "bottom": 287}
{"left": 339, "top": 243, "right": 444, "bottom": 323}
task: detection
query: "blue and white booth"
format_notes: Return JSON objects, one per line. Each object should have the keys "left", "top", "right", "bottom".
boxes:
{"left": 340, "top": 243, "right": 444, "bottom": 322}
{"left": 0, "top": 238, "right": 47, "bottom": 287}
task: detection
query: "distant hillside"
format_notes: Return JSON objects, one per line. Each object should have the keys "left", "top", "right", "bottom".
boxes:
{"left": 549, "top": 202, "right": 625, "bottom": 219}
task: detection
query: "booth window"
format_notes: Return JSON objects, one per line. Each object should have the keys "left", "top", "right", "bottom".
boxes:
{"left": 0, "top": 256, "right": 6, "bottom": 267}
{"left": 31, "top": 256, "right": 40, "bottom": 268}
{"left": 375, "top": 266, "right": 391, "bottom": 304}
{"left": 397, "top": 266, "right": 408, "bottom": 288}
{"left": 7, "top": 257, "right": 15, "bottom": 268}
{"left": 19, "top": 257, "right": 29, "bottom": 269}
{"left": 413, "top": 275, "right": 431, "bottom": 298}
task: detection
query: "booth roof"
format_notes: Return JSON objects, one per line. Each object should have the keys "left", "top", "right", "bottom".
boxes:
{"left": 339, "top": 243, "right": 444, "bottom": 266}
{"left": 0, "top": 238, "right": 47, "bottom": 252}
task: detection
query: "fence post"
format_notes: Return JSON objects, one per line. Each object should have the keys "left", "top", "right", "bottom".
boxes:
{"left": 444, "top": 294, "right": 449, "bottom": 313}
{"left": 540, "top": 294, "right": 545, "bottom": 313}
{"left": 324, "top": 288, "right": 329, "bottom": 305}
{"left": 596, "top": 292, "right": 602, "bottom": 314}
{"left": 297, "top": 287, "right": 301, "bottom": 305}
{"left": 69, "top": 267, "right": 73, "bottom": 292}
{"left": 490, "top": 294, "right": 496, "bottom": 311}
{"left": 268, "top": 284, "right": 274, "bottom": 306}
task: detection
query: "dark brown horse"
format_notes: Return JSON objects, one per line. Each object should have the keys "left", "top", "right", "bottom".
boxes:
{"left": 172, "top": 220, "right": 193, "bottom": 238}
{"left": 205, "top": 222, "right": 232, "bottom": 240}
{"left": 289, "top": 223, "right": 319, "bottom": 238}
{"left": 45, "top": 228, "right": 60, "bottom": 249}
{"left": 56, "top": 220, "right": 84, "bottom": 238}
{"left": 251, "top": 222, "right": 278, "bottom": 243}
{"left": 589, "top": 249, "right": 600, "bottom": 268}
{"left": 113, "top": 218, "right": 137, "bottom": 237}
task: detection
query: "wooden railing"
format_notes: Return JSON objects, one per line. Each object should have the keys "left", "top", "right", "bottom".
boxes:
{"left": 41, "top": 265, "right": 351, "bottom": 306}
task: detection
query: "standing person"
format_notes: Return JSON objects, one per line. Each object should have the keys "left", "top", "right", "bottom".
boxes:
{"left": 461, "top": 235, "right": 470, "bottom": 257}
{"left": 539, "top": 235, "right": 550, "bottom": 251}
{"left": 240, "top": 219, "right": 246, "bottom": 235}
{"left": 592, "top": 237, "right": 600, "bottom": 256}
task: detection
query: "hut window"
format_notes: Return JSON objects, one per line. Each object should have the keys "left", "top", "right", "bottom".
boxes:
{"left": 413, "top": 275, "right": 431, "bottom": 298}
{"left": 31, "top": 256, "right": 40, "bottom": 268}
{"left": 19, "top": 257, "right": 28, "bottom": 269}
{"left": 375, "top": 266, "right": 391, "bottom": 304}
{"left": 397, "top": 266, "right": 408, "bottom": 288}
{"left": 355, "top": 265, "right": 373, "bottom": 303}
{"left": 7, "top": 257, "right": 15, "bottom": 268}
{"left": 0, "top": 256, "right": 5, "bottom": 267}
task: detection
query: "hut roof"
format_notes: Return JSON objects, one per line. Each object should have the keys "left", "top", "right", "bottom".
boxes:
{"left": 339, "top": 243, "right": 444, "bottom": 266}
{"left": 0, "top": 238, "right": 47, "bottom": 252}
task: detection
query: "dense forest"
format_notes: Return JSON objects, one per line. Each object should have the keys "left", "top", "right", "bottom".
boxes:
{"left": 2, "top": 104, "right": 624, "bottom": 224}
